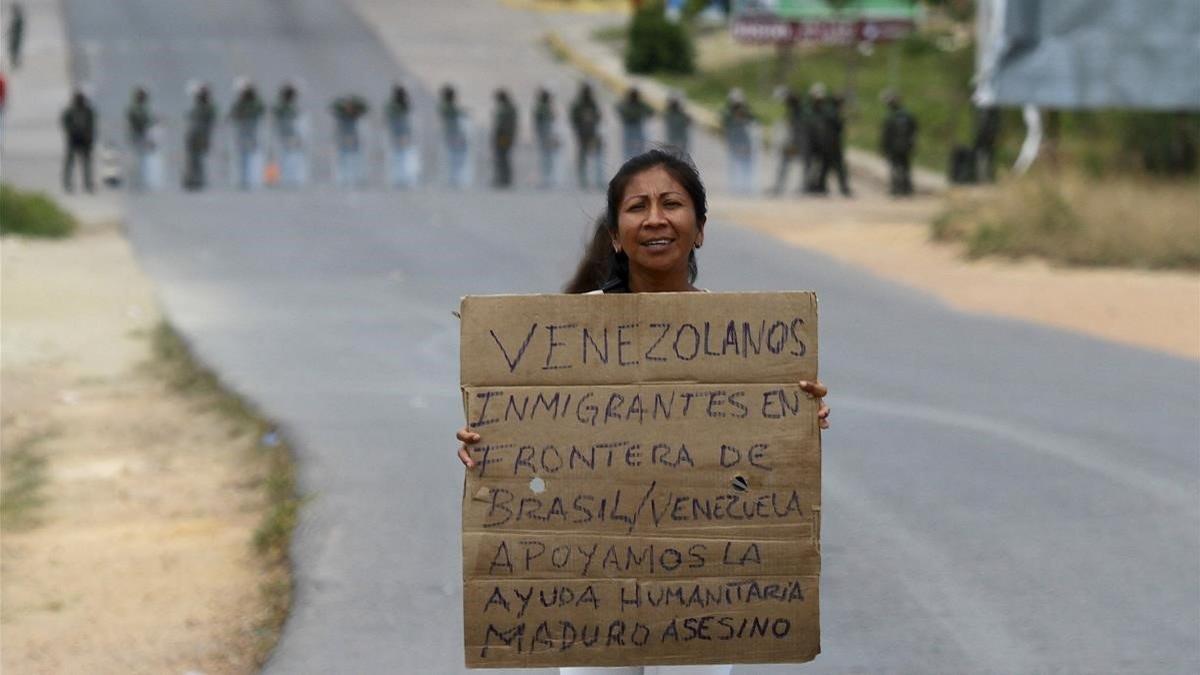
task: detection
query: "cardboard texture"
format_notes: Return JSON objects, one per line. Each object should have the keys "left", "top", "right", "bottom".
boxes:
{"left": 460, "top": 292, "right": 820, "bottom": 668}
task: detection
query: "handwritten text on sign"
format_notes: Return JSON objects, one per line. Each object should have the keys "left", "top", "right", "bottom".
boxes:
{"left": 460, "top": 293, "right": 821, "bottom": 668}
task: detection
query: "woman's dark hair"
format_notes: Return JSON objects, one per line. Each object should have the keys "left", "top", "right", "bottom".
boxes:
{"left": 563, "top": 147, "right": 706, "bottom": 293}
{"left": 563, "top": 214, "right": 614, "bottom": 294}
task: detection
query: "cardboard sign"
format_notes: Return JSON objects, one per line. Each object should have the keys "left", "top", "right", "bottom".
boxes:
{"left": 460, "top": 292, "right": 821, "bottom": 668}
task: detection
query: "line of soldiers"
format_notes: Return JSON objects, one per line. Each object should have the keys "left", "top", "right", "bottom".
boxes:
{"left": 59, "top": 82, "right": 420, "bottom": 192}
{"left": 525, "top": 83, "right": 696, "bottom": 192}
{"left": 58, "top": 79, "right": 928, "bottom": 195}
{"left": 769, "top": 83, "right": 851, "bottom": 197}
{"left": 766, "top": 84, "right": 923, "bottom": 198}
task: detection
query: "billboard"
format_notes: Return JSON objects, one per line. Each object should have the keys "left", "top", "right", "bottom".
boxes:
{"left": 732, "top": 0, "right": 918, "bottom": 44}
{"left": 974, "top": 0, "right": 1200, "bottom": 110}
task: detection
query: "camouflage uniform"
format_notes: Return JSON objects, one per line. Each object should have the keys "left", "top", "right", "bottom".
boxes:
{"left": 881, "top": 98, "right": 918, "bottom": 196}
{"left": 60, "top": 91, "right": 96, "bottom": 192}
{"left": 533, "top": 88, "right": 559, "bottom": 187}
{"left": 663, "top": 97, "right": 692, "bottom": 155}
{"left": 183, "top": 87, "right": 216, "bottom": 190}
{"left": 616, "top": 88, "right": 654, "bottom": 160}
{"left": 569, "top": 84, "right": 603, "bottom": 189}
{"left": 229, "top": 87, "right": 266, "bottom": 190}
{"left": 491, "top": 89, "right": 518, "bottom": 188}
{"left": 331, "top": 95, "right": 370, "bottom": 188}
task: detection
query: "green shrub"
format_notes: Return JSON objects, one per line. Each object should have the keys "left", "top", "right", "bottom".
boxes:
{"left": 0, "top": 183, "right": 76, "bottom": 238}
{"left": 625, "top": 3, "right": 695, "bottom": 75}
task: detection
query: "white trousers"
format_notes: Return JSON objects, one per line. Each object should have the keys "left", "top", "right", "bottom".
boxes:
{"left": 559, "top": 662, "right": 729, "bottom": 667}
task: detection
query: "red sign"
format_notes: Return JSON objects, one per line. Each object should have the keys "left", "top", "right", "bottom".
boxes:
{"left": 732, "top": 18, "right": 914, "bottom": 45}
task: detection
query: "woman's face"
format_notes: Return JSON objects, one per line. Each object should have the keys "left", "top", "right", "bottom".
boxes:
{"left": 613, "top": 165, "right": 704, "bottom": 282}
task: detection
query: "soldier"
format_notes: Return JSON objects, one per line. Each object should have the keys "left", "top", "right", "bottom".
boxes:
{"left": 569, "top": 82, "right": 602, "bottom": 189}
{"left": 228, "top": 81, "right": 266, "bottom": 190}
{"left": 881, "top": 92, "right": 918, "bottom": 196}
{"left": 491, "top": 88, "right": 518, "bottom": 188}
{"left": 439, "top": 84, "right": 470, "bottom": 188}
{"left": 616, "top": 86, "right": 653, "bottom": 160}
{"left": 182, "top": 84, "right": 216, "bottom": 190}
{"left": 60, "top": 90, "right": 96, "bottom": 192}
{"left": 825, "top": 93, "right": 852, "bottom": 197}
{"left": 770, "top": 89, "right": 806, "bottom": 196}
{"left": 721, "top": 88, "right": 757, "bottom": 195}
{"left": 331, "top": 94, "right": 369, "bottom": 188}
{"left": 803, "top": 83, "right": 831, "bottom": 194}
{"left": 272, "top": 83, "right": 307, "bottom": 188}
{"left": 532, "top": 87, "right": 560, "bottom": 188}
{"left": 125, "top": 87, "right": 158, "bottom": 190}
{"left": 972, "top": 105, "right": 1000, "bottom": 183}
{"left": 662, "top": 92, "right": 692, "bottom": 155}
{"left": 384, "top": 84, "right": 417, "bottom": 188}
{"left": 6, "top": 3, "right": 24, "bottom": 69}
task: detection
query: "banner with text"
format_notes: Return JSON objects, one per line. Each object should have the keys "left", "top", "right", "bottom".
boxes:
{"left": 460, "top": 292, "right": 822, "bottom": 668}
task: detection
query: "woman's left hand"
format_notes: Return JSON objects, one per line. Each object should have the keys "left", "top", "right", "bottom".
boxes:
{"left": 799, "top": 380, "right": 830, "bottom": 430}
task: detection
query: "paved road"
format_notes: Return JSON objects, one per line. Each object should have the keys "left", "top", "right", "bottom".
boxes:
{"left": 62, "top": 1, "right": 1199, "bottom": 673}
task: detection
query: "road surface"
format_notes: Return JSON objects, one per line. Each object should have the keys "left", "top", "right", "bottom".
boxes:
{"left": 60, "top": 1, "right": 1200, "bottom": 673}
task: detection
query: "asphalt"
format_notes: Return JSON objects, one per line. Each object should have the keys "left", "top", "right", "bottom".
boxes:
{"left": 56, "top": 1, "right": 1200, "bottom": 673}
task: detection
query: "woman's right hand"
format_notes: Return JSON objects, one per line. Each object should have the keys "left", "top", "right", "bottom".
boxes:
{"left": 456, "top": 427, "right": 481, "bottom": 469}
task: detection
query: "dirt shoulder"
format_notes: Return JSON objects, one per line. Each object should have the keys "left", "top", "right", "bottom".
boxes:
{"left": 1, "top": 220, "right": 285, "bottom": 674}
{"left": 717, "top": 193, "right": 1200, "bottom": 361}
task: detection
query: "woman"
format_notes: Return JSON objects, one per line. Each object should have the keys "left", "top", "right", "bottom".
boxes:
{"left": 456, "top": 149, "right": 830, "bottom": 675}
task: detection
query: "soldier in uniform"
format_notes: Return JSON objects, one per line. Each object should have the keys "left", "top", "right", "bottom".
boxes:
{"left": 770, "top": 88, "right": 806, "bottom": 196}
{"left": 491, "top": 88, "right": 518, "bottom": 188}
{"left": 662, "top": 92, "right": 692, "bottom": 155}
{"left": 616, "top": 86, "right": 654, "bottom": 160}
{"left": 125, "top": 87, "right": 157, "bottom": 190}
{"left": 6, "top": 3, "right": 24, "bottom": 69}
{"left": 60, "top": 90, "right": 96, "bottom": 192}
{"left": 721, "top": 88, "right": 757, "bottom": 195}
{"left": 803, "top": 83, "right": 831, "bottom": 195}
{"left": 272, "top": 83, "right": 307, "bottom": 188}
{"left": 229, "top": 82, "right": 266, "bottom": 190}
{"left": 825, "top": 93, "right": 852, "bottom": 197}
{"left": 532, "top": 87, "right": 559, "bottom": 188}
{"left": 439, "top": 84, "right": 470, "bottom": 188}
{"left": 972, "top": 105, "right": 1000, "bottom": 183}
{"left": 331, "top": 94, "right": 369, "bottom": 188}
{"left": 183, "top": 84, "right": 216, "bottom": 191}
{"left": 385, "top": 84, "right": 417, "bottom": 188}
{"left": 569, "top": 82, "right": 602, "bottom": 189}
{"left": 881, "top": 92, "right": 918, "bottom": 196}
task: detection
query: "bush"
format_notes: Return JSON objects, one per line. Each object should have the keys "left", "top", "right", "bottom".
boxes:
{"left": 625, "top": 3, "right": 695, "bottom": 75}
{"left": 932, "top": 171, "right": 1200, "bottom": 270}
{"left": 0, "top": 183, "right": 76, "bottom": 238}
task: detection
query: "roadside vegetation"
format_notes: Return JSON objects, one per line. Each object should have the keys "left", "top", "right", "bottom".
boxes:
{"left": 0, "top": 183, "right": 77, "bottom": 238}
{"left": 932, "top": 171, "right": 1200, "bottom": 270}
{"left": 149, "top": 322, "right": 299, "bottom": 666}
{"left": 596, "top": 3, "right": 1200, "bottom": 269}
{"left": 0, "top": 429, "right": 55, "bottom": 530}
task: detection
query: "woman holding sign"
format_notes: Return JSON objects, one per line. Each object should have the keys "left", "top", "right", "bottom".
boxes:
{"left": 456, "top": 148, "right": 829, "bottom": 675}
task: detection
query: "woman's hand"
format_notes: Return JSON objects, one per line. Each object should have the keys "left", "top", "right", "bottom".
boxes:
{"left": 799, "top": 380, "right": 830, "bottom": 430}
{"left": 457, "top": 427, "right": 481, "bottom": 468}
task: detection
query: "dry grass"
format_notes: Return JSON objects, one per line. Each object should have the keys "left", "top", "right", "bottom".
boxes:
{"left": 932, "top": 171, "right": 1200, "bottom": 270}
{"left": 0, "top": 428, "right": 56, "bottom": 530}
{"left": 149, "top": 321, "right": 299, "bottom": 667}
